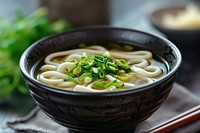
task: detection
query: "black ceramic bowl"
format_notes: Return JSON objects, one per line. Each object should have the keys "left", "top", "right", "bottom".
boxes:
{"left": 20, "top": 27, "right": 181, "bottom": 133}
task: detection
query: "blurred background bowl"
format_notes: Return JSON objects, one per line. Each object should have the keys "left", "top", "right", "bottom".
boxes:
{"left": 20, "top": 27, "right": 181, "bottom": 133}
{"left": 149, "top": 3, "right": 200, "bottom": 49}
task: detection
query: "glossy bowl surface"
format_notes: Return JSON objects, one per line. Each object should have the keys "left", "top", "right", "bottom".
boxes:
{"left": 20, "top": 27, "right": 181, "bottom": 133}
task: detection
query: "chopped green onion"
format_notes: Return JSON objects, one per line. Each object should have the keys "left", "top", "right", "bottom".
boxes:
{"left": 84, "top": 77, "right": 92, "bottom": 84}
{"left": 115, "top": 59, "right": 131, "bottom": 71}
{"left": 98, "top": 68, "right": 105, "bottom": 78}
{"left": 118, "top": 73, "right": 134, "bottom": 81}
{"left": 79, "top": 73, "right": 93, "bottom": 79}
{"left": 78, "top": 73, "right": 93, "bottom": 84}
{"left": 63, "top": 77, "right": 79, "bottom": 84}
{"left": 114, "top": 81, "right": 124, "bottom": 88}
{"left": 105, "top": 80, "right": 117, "bottom": 89}
{"left": 92, "top": 67, "right": 99, "bottom": 73}
{"left": 92, "top": 73, "right": 99, "bottom": 80}
{"left": 93, "top": 81, "right": 106, "bottom": 88}
{"left": 73, "top": 65, "right": 82, "bottom": 76}
{"left": 79, "top": 55, "right": 94, "bottom": 69}
{"left": 94, "top": 55, "right": 105, "bottom": 63}
{"left": 101, "top": 63, "right": 106, "bottom": 71}
{"left": 66, "top": 71, "right": 75, "bottom": 77}
{"left": 106, "top": 62, "right": 118, "bottom": 73}
{"left": 93, "top": 80, "right": 124, "bottom": 89}
{"left": 117, "top": 70, "right": 125, "bottom": 74}
{"left": 106, "top": 58, "right": 113, "bottom": 63}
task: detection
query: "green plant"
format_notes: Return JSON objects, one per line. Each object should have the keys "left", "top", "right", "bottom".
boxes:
{"left": 0, "top": 7, "right": 71, "bottom": 99}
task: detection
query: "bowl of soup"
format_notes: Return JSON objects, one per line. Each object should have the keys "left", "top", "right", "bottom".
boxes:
{"left": 20, "top": 27, "right": 181, "bottom": 133}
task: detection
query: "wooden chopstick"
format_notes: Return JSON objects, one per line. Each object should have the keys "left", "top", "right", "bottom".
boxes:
{"left": 146, "top": 105, "right": 200, "bottom": 133}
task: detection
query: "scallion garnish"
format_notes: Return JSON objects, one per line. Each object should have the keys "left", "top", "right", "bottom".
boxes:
{"left": 78, "top": 73, "right": 93, "bottom": 84}
{"left": 65, "top": 53, "right": 132, "bottom": 89}
{"left": 66, "top": 71, "right": 75, "bottom": 77}
{"left": 105, "top": 80, "right": 117, "bottom": 89}
{"left": 98, "top": 68, "right": 105, "bottom": 78}
{"left": 93, "top": 81, "right": 106, "bottom": 88}
{"left": 114, "top": 81, "right": 124, "bottom": 88}
{"left": 63, "top": 77, "right": 79, "bottom": 84}
{"left": 116, "top": 59, "right": 131, "bottom": 72}
{"left": 94, "top": 55, "right": 105, "bottom": 63}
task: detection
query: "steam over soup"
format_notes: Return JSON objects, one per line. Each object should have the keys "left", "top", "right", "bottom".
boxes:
{"left": 35, "top": 44, "right": 168, "bottom": 92}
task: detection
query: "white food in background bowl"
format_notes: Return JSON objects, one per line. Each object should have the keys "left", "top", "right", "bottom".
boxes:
{"left": 162, "top": 3, "right": 200, "bottom": 29}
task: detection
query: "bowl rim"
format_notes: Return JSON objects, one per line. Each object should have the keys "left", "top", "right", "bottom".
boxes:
{"left": 20, "top": 26, "right": 182, "bottom": 96}
{"left": 149, "top": 3, "right": 200, "bottom": 33}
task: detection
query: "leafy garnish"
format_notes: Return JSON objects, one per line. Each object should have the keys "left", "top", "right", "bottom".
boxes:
{"left": 63, "top": 53, "right": 131, "bottom": 89}
{"left": 64, "top": 77, "right": 79, "bottom": 84}
{"left": 0, "top": 7, "right": 71, "bottom": 99}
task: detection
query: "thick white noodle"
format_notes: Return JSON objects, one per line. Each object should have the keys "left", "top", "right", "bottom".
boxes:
{"left": 39, "top": 71, "right": 68, "bottom": 85}
{"left": 134, "top": 73, "right": 154, "bottom": 83}
{"left": 65, "top": 54, "right": 82, "bottom": 62}
{"left": 44, "top": 46, "right": 152, "bottom": 65}
{"left": 39, "top": 65, "right": 56, "bottom": 71}
{"left": 87, "top": 45, "right": 107, "bottom": 51}
{"left": 45, "top": 49, "right": 104, "bottom": 65}
{"left": 74, "top": 85, "right": 98, "bottom": 92}
{"left": 73, "top": 85, "right": 116, "bottom": 92}
{"left": 57, "top": 62, "right": 75, "bottom": 74}
{"left": 128, "top": 59, "right": 149, "bottom": 68}
{"left": 110, "top": 51, "right": 152, "bottom": 60}
{"left": 57, "top": 82, "right": 75, "bottom": 88}
{"left": 132, "top": 66, "right": 162, "bottom": 78}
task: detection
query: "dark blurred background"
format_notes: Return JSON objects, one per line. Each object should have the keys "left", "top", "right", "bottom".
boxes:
{"left": 0, "top": 0, "right": 190, "bottom": 26}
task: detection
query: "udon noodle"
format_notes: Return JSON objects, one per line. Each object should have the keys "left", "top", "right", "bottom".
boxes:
{"left": 37, "top": 45, "right": 164, "bottom": 92}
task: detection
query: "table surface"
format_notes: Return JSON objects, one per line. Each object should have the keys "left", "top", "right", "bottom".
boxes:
{"left": 1, "top": 0, "right": 200, "bottom": 132}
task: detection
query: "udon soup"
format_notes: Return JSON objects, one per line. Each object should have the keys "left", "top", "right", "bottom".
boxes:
{"left": 35, "top": 44, "right": 168, "bottom": 92}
